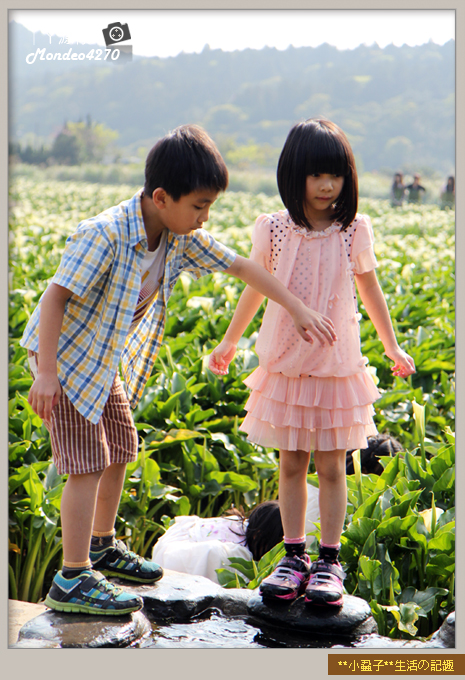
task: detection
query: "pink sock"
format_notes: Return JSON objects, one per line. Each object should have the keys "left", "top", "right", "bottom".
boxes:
{"left": 284, "top": 536, "right": 306, "bottom": 544}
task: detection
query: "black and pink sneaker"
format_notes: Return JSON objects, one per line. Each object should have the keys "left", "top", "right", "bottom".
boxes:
{"left": 304, "top": 559, "right": 346, "bottom": 606}
{"left": 259, "top": 553, "right": 311, "bottom": 602}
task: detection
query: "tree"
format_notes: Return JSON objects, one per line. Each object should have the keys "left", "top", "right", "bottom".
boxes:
{"left": 50, "top": 116, "right": 119, "bottom": 165}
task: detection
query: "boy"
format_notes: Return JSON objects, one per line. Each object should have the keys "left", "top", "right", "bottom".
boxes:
{"left": 21, "top": 124, "right": 336, "bottom": 615}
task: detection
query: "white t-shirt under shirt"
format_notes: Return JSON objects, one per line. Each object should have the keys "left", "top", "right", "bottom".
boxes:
{"left": 130, "top": 230, "right": 168, "bottom": 332}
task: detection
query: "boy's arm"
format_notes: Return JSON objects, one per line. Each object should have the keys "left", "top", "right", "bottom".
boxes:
{"left": 209, "top": 254, "right": 338, "bottom": 375}
{"left": 355, "top": 269, "right": 415, "bottom": 378}
{"left": 208, "top": 252, "right": 267, "bottom": 375}
{"left": 28, "top": 283, "right": 73, "bottom": 422}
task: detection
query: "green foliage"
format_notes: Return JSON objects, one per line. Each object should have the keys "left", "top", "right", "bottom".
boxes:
{"left": 9, "top": 180, "right": 454, "bottom": 618}
{"left": 220, "top": 415, "right": 455, "bottom": 639}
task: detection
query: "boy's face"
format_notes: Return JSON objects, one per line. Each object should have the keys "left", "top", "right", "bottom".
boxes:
{"left": 161, "top": 188, "right": 219, "bottom": 235}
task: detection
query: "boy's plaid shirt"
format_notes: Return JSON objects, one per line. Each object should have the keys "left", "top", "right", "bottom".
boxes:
{"left": 20, "top": 190, "right": 236, "bottom": 424}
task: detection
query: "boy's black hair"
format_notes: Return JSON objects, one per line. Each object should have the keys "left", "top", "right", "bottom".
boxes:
{"left": 144, "top": 124, "right": 228, "bottom": 201}
{"left": 346, "top": 434, "right": 403, "bottom": 476}
{"left": 277, "top": 117, "right": 358, "bottom": 231}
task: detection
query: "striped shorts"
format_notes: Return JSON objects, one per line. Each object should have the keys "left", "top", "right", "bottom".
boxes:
{"left": 28, "top": 352, "right": 139, "bottom": 475}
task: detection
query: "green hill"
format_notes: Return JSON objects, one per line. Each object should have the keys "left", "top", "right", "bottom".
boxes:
{"left": 9, "top": 21, "right": 454, "bottom": 173}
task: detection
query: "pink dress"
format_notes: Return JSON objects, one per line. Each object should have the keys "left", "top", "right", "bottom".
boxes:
{"left": 241, "top": 210, "right": 381, "bottom": 452}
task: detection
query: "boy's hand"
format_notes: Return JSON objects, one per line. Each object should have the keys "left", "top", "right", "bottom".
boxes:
{"left": 292, "top": 303, "right": 338, "bottom": 346}
{"left": 28, "top": 373, "right": 62, "bottom": 424}
{"left": 208, "top": 340, "right": 237, "bottom": 375}
{"left": 385, "top": 347, "right": 416, "bottom": 378}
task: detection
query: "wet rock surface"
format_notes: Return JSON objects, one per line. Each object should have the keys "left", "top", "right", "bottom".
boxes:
{"left": 10, "top": 570, "right": 454, "bottom": 649}
{"left": 247, "top": 593, "right": 377, "bottom": 638}
{"left": 343, "top": 611, "right": 455, "bottom": 649}
{"left": 14, "top": 609, "right": 151, "bottom": 648}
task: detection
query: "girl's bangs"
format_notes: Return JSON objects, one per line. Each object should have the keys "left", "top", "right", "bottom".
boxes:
{"left": 305, "top": 137, "right": 349, "bottom": 176}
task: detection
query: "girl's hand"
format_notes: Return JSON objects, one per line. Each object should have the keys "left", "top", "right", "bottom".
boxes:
{"left": 208, "top": 340, "right": 238, "bottom": 375}
{"left": 292, "top": 303, "right": 338, "bottom": 346}
{"left": 28, "top": 373, "right": 62, "bottom": 424}
{"left": 385, "top": 347, "right": 416, "bottom": 378}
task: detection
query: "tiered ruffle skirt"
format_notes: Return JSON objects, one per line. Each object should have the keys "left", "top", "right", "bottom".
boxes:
{"left": 241, "top": 366, "right": 380, "bottom": 452}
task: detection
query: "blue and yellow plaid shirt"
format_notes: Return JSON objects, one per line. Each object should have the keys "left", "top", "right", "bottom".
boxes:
{"left": 20, "top": 190, "right": 236, "bottom": 424}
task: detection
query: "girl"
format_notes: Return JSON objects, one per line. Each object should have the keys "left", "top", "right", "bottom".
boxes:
{"left": 209, "top": 118, "right": 415, "bottom": 607}
{"left": 151, "top": 487, "right": 320, "bottom": 584}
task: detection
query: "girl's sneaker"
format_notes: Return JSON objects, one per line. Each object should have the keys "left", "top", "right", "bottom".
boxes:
{"left": 90, "top": 539, "right": 163, "bottom": 583}
{"left": 259, "top": 553, "right": 311, "bottom": 601}
{"left": 304, "top": 560, "right": 346, "bottom": 606}
{"left": 44, "top": 569, "right": 143, "bottom": 615}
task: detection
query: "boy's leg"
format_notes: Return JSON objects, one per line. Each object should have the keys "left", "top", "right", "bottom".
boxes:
{"left": 92, "top": 462, "right": 127, "bottom": 533}
{"left": 259, "top": 449, "right": 312, "bottom": 601}
{"left": 88, "top": 378, "right": 163, "bottom": 583}
{"left": 305, "top": 449, "right": 347, "bottom": 606}
{"left": 41, "top": 384, "right": 143, "bottom": 615}
{"left": 61, "top": 469, "right": 104, "bottom": 566}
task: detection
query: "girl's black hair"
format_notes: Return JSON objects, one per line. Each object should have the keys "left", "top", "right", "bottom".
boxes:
{"left": 277, "top": 117, "right": 358, "bottom": 232}
{"left": 245, "top": 500, "right": 284, "bottom": 561}
{"left": 144, "top": 124, "right": 228, "bottom": 201}
{"left": 226, "top": 500, "right": 284, "bottom": 562}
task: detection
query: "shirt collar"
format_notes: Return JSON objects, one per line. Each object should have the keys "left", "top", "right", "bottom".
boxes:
{"left": 128, "top": 189, "right": 148, "bottom": 248}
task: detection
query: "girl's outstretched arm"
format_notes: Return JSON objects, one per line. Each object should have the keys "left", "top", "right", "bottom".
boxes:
{"left": 209, "top": 251, "right": 337, "bottom": 375}
{"left": 355, "top": 269, "right": 415, "bottom": 378}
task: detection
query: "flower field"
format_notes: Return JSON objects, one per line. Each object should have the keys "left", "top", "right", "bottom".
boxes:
{"left": 9, "top": 177, "right": 455, "bottom": 639}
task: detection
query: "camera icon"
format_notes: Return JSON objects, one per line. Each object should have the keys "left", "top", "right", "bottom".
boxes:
{"left": 102, "top": 22, "right": 131, "bottom": 47}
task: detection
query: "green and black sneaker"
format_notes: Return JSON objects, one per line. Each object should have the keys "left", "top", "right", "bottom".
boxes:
{"left": 90, "top": 539, "right": 164, "bottom": 584}
{"left": 44, "top": 569, "right": 143, "bottom": 615}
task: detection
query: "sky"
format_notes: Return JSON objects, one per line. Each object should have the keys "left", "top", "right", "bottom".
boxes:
{"left": 9, "top": 9, "right": 455, "bottom": 58}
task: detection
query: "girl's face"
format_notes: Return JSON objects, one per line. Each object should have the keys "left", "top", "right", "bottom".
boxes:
{"left": 304, "top": 173, "right": 345, "bottom": 222}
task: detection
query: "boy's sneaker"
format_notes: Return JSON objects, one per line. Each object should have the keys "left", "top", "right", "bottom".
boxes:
{"left": 44, "top": 569, "right": 143, "bottom": 615}
{"left": 304, "top": 560, "right": 346, "bottom": 606}
{"left": 259, "top": 553, "right": 311, "bottom": 602}
{"left": 90, "top": 539, "right": 163, "bottom": 583}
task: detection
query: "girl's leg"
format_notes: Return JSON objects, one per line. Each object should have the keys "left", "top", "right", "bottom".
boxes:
{"left": 259, "top": 449, "right": 312, "bottom": 601}
{"left": 313, "top": 448, "right": 347, "bottom": 545}
{"left": 305, "top": 449, "right": 347, "bottom": 606}
{"left": 60, "top": 469, "right": 104, "bottom": 565}
{"left": 279, "top": 448, "right": 311, "bottom": 539}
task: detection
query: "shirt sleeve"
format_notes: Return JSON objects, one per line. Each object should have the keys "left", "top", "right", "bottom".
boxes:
{"left": 52, "top": 224, "right": 115, "bottom": 298}
{"left": 250, "top": 214, "right": 272, "bottom": 272}
{"left": 181, "top": 228, "right": 236, "bottom": 278}
{"left": 351, "top": 215, "right": 378, "bottom": 275}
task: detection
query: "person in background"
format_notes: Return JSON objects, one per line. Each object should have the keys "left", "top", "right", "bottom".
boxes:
{"left": 440, "top": 176, "right": 455, "bottom": 210}
{"left": 406, "top": 173, "right": 426, "bottom": 204}
{"left": 390, "top": 172, "right": 405, "bottom": 207}
{"left": 346, "top": 434, "right": 403, "bottom": 475}
{"left": 151, "top": 487, "right": 320, "bottom": 584}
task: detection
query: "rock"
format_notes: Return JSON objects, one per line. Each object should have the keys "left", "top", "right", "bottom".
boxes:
{"left": 431, "top": 612, "right": 455, "bottom": 648}
{"left": 345, "top": 611, "right": 455, "bottom": 649}
{"left": 128, "top": 569, "right": 222, "bottom": 622}
{"left": 347, "top": 634, "right": 444, "bottom": 649}
{"left": 211, "top": 586, "right": 257, "bottom": 617}
{"left": 17, "top": 609, "right": 151, "bottom": 648}
{"left": 247, "top": 593, "right": 377, "bottom": 638}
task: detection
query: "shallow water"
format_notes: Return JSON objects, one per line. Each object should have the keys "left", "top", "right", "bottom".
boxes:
{"left": 140, "top": 610, "right": 353, "bottom": 649}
